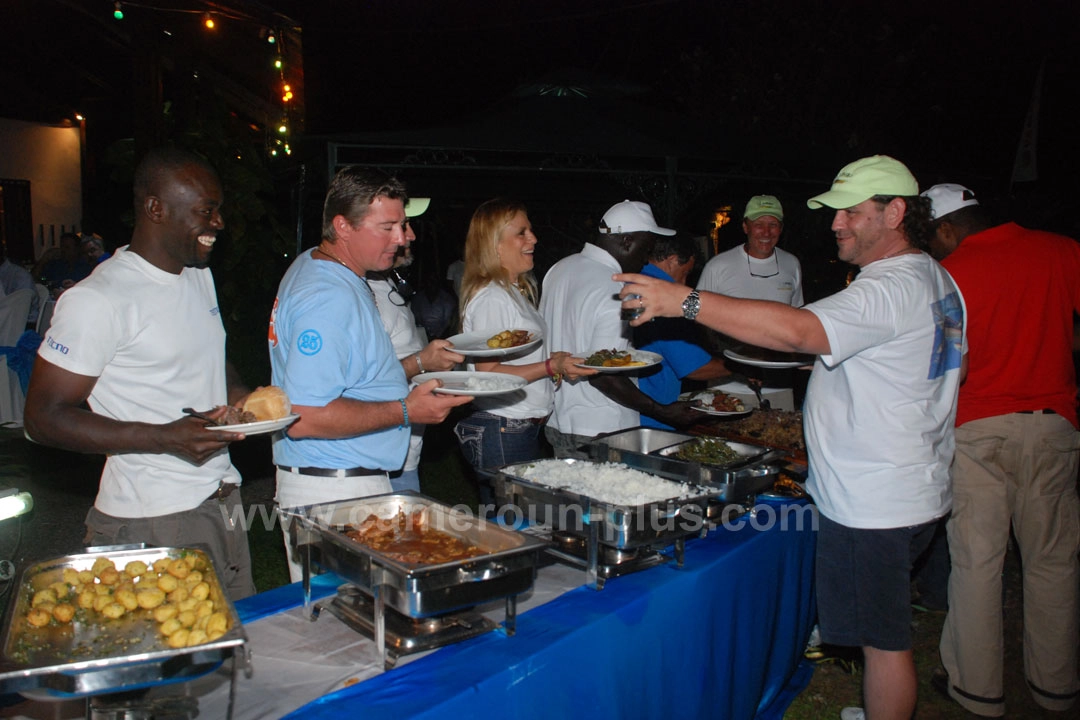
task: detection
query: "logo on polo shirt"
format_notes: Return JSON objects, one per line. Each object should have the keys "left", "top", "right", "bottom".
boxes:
{"left": 298, "top": 330, "right": 322, "bottom": 356}
{"left": 46, "top": 336, "right": 70, "bottom": 355}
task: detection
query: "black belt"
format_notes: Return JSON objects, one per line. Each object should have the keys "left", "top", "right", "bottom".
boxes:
{"left": 276, "top": 465, "right": 385, "bottom": 478}
{"left": 1017, "top": 409, "right": 1056, "bottom": 415}
{"left": 211, "top": 482, "right": 239, "bottom": 501}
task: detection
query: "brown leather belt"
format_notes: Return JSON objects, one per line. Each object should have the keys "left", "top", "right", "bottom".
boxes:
{"left": 211, "top": 482, "right": 239, "bottom": 501}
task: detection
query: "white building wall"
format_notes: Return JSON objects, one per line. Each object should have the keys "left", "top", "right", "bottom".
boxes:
{"left": 0, "top": 117, "right": 82, "bottom": 257}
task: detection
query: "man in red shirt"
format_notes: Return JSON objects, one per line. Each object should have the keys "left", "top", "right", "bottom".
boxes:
{"left": 924, "top": 182, "right": 1080, "bottom": 717}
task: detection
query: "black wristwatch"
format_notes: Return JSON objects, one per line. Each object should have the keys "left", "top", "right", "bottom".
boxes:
{"left": 681, "top": 289, "right": 701, "bottom": 320}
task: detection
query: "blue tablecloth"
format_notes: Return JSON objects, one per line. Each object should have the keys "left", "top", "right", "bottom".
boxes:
{"left": 259, "top": 503, "right": 816, "bottom": 720}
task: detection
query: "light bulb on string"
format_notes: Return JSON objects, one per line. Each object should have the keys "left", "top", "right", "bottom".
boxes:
{"left": 203, "top": 14, "right": 215, "bottom": 29}
{"left": 113, "top": 2, "right": 123, "bottom": 20}
{"left": 267, "top": 29, "right": 276, "bottom": 44}
{"left": 274, "top": 58, "right": 283, "bottom": 69}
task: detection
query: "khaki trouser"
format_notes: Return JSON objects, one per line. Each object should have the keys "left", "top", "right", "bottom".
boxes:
{"left": 939, "top": 412, "right": 1080, "bottom": 715}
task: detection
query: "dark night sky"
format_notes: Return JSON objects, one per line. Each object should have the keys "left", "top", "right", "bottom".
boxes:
{"left": 3, "top": 0, "right": 1079, "bottom": 209}
{"left": 278, "top": 0, "right": 1079, "bottom": 185}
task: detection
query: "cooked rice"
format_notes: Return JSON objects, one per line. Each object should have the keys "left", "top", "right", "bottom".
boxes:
{"left": 464, "top": 376, "right": 521, "bottom": 391}
{"left": 508, "top": 459, "right": 700, "bottom": 505}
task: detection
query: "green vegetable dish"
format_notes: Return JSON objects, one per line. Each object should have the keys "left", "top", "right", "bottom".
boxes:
{"left": 674, "top": 438, "right": 740, "bottom": 466}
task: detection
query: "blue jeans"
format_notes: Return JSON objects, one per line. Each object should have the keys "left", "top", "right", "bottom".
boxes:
{"left": 454, "top": 411, "right": 544, "bottom": 473}
{"left": 389, "top": 468, "right": 420, "bottom": 493}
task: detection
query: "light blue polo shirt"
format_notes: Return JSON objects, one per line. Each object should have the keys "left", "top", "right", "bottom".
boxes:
{"left": 270, "top": 250, "right": 409, "bottom": 470}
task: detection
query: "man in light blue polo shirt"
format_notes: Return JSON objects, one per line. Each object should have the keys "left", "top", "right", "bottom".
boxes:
{"left": 269, "top": 167, "right": 469, "bottom": 581}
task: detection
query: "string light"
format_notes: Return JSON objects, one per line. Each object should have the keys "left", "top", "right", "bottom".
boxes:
{"left": 203, "top": 13, "right": 215, "bottom": 29}
{"left": 113, "top": 2, "right": 123, "bottom": 20}
{"left": 274, "top": 58, "right": 283, "bottom": 69}
{"left": 267, "top": 29, "right": 276, "bottom": 44}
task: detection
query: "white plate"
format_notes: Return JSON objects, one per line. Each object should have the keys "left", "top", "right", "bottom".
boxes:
{"left": 680, "top": 391, "right": 752, "bottom": 417}
{"left": 414, "top": 371, "right": 528, "bottom": 396}
{"left": 574, "top": 349, "right": 663, "bottom": 372}
{"left": 446, "top": 329, "right": 543, "bottom": 358}
{"left": 723, "top": 347, "right": 813, "bottom": 369}
{"left": 213, "top": 414, "right": 300, "bottom": 435}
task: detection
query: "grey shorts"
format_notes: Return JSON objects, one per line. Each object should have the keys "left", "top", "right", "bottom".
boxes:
{"left": 815, "top": 513, "right": 941, "bottom": 651}
{"left": 84, "top": 492, "right": 256, "bottom": 601}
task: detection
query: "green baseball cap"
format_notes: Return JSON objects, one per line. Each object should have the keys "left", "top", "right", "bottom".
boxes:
{"left": 404, "top": 197, "right": 430, "bottom": 217}
{"left": 807, "top": 155, "right": 918, "bottom": 210}
{"left": 744, "top": 195, "right": 784, "bottom": 222}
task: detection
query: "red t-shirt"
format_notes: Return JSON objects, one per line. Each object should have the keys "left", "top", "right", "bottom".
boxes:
{"left": 942, "top": 222, "right": 1080, "bottom": 428}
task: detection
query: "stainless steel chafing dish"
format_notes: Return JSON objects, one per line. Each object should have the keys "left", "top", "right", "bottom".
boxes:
{"left": 282, "top": 492, "right": 547, "bottom": 668}
{"left": 0, "top": 545, "right": 248, "bottom": 713}
{"left": 586, "top": 427, "right": 786, "bottom": 503}
{"left": 494, "top": 458, "right": 719, "bottom": 589}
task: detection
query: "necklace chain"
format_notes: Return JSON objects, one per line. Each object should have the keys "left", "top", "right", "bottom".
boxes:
{"left": 880, "top": 247, "right": 919, "bottom": 260}
{"left": 315, "top": 244, "right": 376, "bottom": 302}
{"left": 316, "top": 243, "right": 352, "bottom": 272}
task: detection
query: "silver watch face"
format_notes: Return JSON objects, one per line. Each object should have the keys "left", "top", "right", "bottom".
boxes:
{"left": 682, "top": 291, "right": 700, "bottom": 319}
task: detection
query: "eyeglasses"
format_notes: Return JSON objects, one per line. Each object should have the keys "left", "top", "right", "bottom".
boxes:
{"left": 747, "top": 253, "right": 779, "bottom": 278}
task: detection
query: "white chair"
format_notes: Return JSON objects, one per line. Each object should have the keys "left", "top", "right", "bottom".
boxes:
{"left": 33, "top": 283, "right": 49, "bottom": 325}
{"left": 36, "top": 298, "right": 56, "bottom": 337}
{"left": 0, "top": 288, "right": 35, "bottom": 426}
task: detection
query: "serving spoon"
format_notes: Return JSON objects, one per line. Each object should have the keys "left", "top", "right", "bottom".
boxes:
{"left": 746, "top": 378, "right": 772, "bottom": 411}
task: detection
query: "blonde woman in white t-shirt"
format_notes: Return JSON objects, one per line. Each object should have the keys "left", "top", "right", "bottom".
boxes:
{"left": 453, "top": 199, "right": 595, "bottom": 486}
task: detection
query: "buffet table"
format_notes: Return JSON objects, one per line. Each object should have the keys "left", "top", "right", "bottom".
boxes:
{"left": 0, "top": 502, "right": 815, "bottom": 719}
{"left": 206, "top": 501, "right": 816, "bottom": 720}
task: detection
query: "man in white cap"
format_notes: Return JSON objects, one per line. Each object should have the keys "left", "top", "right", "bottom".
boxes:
{"left": 364, "top": 198, "right": 458, "bottom": 493}
{"left": 540, "top": 199, "right": 697, "bottom": 456}
{"left": 697, "top": 194, "right": 803, "bottom": 306}
{"left": 614, "top": 156, "right": 966, "bottom": 720}
{"left": 923, "top": 182, "right": 1080, "bottom": 717}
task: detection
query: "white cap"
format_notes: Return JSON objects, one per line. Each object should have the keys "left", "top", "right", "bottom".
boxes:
{"left": 921, "top": 183, "right": 978, "bottom": 220}
{"left": 599, "top": 200, "right": 675, "bottom": 236}
{"left": 404, "top": 197, "right": 430, "bottom": 218}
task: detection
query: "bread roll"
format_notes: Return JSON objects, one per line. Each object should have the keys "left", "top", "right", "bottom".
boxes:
{"left": 242, "top": 386, "right": 291, "bottom": 421}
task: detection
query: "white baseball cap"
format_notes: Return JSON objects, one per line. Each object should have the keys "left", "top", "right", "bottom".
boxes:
{"left": 600, "top": 200, "right": 675, "bottom": 236}
{"left": 921, "top": 184, "right": 979, "bottom": 220}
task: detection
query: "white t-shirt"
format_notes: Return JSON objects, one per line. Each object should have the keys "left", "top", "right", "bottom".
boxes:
{"left": 803, "top": 252, "right": 966, "bottom": 529}
{"left": 446, "top": 260, "right": 465, "bottom": 298}
{"left": 37, "top": 246, "right": 239, "bottom": 518}
{"left": 697, "top": 245, "right": 804, "bottom": 306}
{"left": 540, "top": 243, "right": 638, "bottom": 436}
{"left": 368, "top": 276, "right": 425, "bottom": 472}
{"left": 462, "top": 282, "right": 551, "bottom": 419}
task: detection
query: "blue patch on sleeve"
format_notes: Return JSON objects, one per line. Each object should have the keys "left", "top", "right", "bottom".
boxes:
{"left": 928, "top": 292, "right": 963, "bottom": 379}
{"left": 297, "top": 329, "right": 322, "bottom": 356}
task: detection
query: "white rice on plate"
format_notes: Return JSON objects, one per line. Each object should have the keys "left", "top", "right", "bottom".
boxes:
{"left": 464, "top": 376, "right": 521, "bottom": 391}
{"left": 508, "top": 459, "right": 702, "bottom": 505}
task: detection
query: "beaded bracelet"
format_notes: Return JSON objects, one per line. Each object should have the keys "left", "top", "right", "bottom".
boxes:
{"left": 414, "top": 353, "right": 425, "bottom": 374}
{"left": 398, "top": 398, "right": 410, "bottom": 428}
{"left": 545, "top": 358, "right": 562, "bottom": 385}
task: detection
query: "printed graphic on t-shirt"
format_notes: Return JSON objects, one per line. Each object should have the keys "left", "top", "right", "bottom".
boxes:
{"left": 268, "top": 297, "right": 279, "bottom": 347}
{"left": 298, "top": 329, "right": 322, "bottom": 356}
{"left": 929, "top": 291, "right": 963, "bottom": 379}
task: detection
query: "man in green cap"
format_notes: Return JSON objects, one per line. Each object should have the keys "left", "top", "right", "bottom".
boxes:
{"left": 697, "top": 194, "right": 803, "bottom": 306}
{"left": 613, "top": 155, "right": 966, "bottom": 720}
